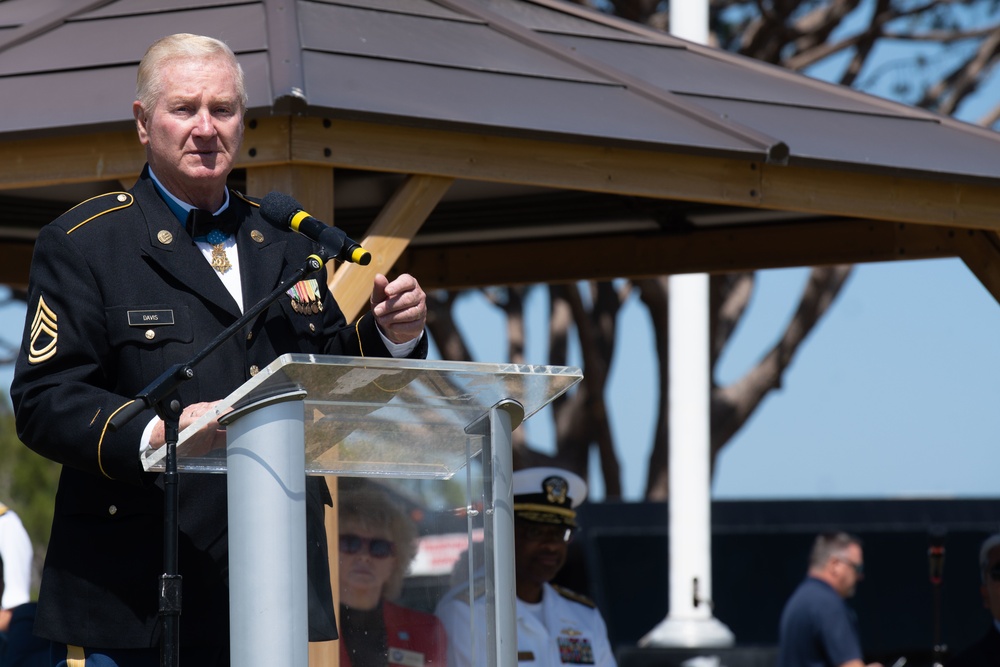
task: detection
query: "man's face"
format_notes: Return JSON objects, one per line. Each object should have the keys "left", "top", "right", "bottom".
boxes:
{"left": 980, "top": 546, "right": 1000, "bottom": 621}
{"left": 133, "top": 56, "right": 243, "bottom": 207}
{"left": 514, "top": 519, "right": 570, "bottom": 587}
{"left": 832, "top": 543, "right": 865, "bottom": 598}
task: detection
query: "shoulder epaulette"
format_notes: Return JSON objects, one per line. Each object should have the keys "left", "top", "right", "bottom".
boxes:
{"left": 61, "top": 192, "right": 134, "bottom": 235}
{"left": 552, "top": 584, "right": 596, "bottom": 608}
{"left": 232, "top": 190, "right": 260, "bottom": 208}
{"left": 446, "top": 576, "right": 489, "bottom": 606}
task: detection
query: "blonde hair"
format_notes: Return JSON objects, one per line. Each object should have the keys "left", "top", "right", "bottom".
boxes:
{"left": 135, "top": 33, "right": 247, "bottom": 112}
{"left": 338, "top": 483, "right": 419, "bottom": 600}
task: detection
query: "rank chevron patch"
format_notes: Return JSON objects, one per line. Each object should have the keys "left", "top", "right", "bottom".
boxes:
{"left": 28, "top": 295, "right": 58, "bottom": 364}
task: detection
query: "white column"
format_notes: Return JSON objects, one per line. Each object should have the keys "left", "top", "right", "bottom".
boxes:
{"left": 639, "top": 274, "right": 733, "bottom": 647}
{"left": 639, "top": 0, "right": 735, "bottom": 648}
{"left": 227, "top": 399, "right": 309, "bottom": 667}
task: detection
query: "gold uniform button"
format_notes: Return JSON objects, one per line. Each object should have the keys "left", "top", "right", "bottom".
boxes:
{"left": 108, "top": 505, "right": 118, "bottom": 515}
{"left": 246, "top": 330, "right": 253, "bottom": 341}
{"left": 251, "top": 229, "right": 264, "bottom": 243}
{"left": 249, "top": 365, "right": 259, "bottom": 376}
{"left": 145, "top": 329, "right": 156, "bottom": 340}
{"left": 117, "top": 194, "right": 128, "bottom": 202}
{"left": 309, "top": 323, "right": 316, "bottom": 332}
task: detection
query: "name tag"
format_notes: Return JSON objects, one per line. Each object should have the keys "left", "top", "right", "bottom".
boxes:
{"left": 127, "top": 309, "right": 175, "bottom": 326}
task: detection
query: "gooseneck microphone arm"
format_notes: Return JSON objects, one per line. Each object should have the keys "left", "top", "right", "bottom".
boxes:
{"left": 260, "top": 192, "right": 372, "bottom": 266}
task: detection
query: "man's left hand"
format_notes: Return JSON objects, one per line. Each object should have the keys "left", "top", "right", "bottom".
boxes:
{"left": 371, "top": 273, "right": 426, "bottom": 344}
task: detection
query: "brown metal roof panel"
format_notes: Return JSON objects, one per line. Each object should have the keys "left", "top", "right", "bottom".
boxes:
{"left": 550, "top": 34, "right": 924, "bottom": 120}
{"left": 318, "top": 0, "right": 477, "bottom": 21}
{"left": 453, "top": 0, "right": 659, "bottom": 43}
{"left": 0, "top": 0, "right": 68, "bottom": 27}
{"left": 301, "top": 52, "right": 769, "bottom": 157}
{"left": 81, "top": 0, "right": 256, "bottom": 20}
{"left": 299, "top": 2, "right": 607, "bottom": 85}
{"left": 0, "top": 52, "right": 272, "bottom": 136}
{"left": 1, "top": 67, "right": 135, "bottom": 135}
{"left": 0, "top": 3, "right": 267, "bottom": 76}
{"left": 693, "top": 96, "right": 1000, "bottom": 182}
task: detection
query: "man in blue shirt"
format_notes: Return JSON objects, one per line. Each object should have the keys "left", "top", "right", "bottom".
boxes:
{"left": 777, "top": 532, "right": 882, "bottom": 667}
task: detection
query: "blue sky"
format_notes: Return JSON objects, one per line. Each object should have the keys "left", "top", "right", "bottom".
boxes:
{"left": 439, "top": 258, "right": 1000, "bottom": 502}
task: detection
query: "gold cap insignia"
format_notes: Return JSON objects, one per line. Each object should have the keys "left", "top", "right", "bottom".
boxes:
{"left": 544, "top": 476, "right": 569, "bottom": 505}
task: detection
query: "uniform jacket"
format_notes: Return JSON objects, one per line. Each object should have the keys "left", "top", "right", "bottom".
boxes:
{"left": 339, "top": 600, "right": 448, "bottom": 667}
{"left": 435, "top": 579, "right": 616, "bottom": 667}
{"left": 10, "top": 168, "right": 426, "bottom": 649}
{"left": 946, "top": 625, "right": 1000, "bottom": 667}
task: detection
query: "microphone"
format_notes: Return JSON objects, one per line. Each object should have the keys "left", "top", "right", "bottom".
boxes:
{"left": 260, "top": 192, "right": 372, "bottom": 265}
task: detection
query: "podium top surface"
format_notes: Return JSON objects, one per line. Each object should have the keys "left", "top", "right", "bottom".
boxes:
{"left": 141, "top": 354, "right": 582, "bottom": 478}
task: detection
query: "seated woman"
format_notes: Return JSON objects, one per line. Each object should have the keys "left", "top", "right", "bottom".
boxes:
{"left": 338, "top": 483, "right": 448, "bottom": 667}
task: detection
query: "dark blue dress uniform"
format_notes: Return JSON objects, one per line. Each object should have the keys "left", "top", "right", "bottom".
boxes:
{"left": 10, "top": 167, "right": 427, "bottom": 655}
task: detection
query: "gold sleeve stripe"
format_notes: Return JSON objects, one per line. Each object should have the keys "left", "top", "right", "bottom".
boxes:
{"left": 97, "top": 401, "right": 135, "bottom": 480}
{"left": 355, "top": 313, "right": 367, "bottom": 357}
{"left": 66, "top": 192, "right": 134, "bottom": 234}
{"left": 66, "top": 645, "right": 86, "bottom": 667}
{"left": 28, "top": 295, "right": 58, "bottom": 364}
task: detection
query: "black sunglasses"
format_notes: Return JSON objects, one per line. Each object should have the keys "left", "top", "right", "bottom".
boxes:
{"left": 836, "top": 556, "right": 864, "bottom": 575}
{"left": 339, "top": 534, "right": 395, "bottom": 559}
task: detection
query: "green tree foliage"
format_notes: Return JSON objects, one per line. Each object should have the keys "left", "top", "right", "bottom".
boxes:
{"left": 0, "top": 398, "right": 60, "bottom": 550}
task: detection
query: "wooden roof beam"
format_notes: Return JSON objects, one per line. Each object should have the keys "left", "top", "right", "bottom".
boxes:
{"left": 393, "top": 219, "right": 966, "bottom": 289}
{"left": 956, "top": 229, "right": 1000, "bottom": 305}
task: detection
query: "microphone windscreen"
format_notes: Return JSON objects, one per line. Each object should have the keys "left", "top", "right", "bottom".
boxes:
{"left": 259, "top": 192, "right": 301, "bottom": 225}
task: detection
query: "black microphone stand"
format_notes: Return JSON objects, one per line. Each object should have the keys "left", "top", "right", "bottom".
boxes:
{"left": 928, "top": 534, "right": 946, "bottom": 667}
{"left": 108, "top": 249, "right": 330, "bottom": 667}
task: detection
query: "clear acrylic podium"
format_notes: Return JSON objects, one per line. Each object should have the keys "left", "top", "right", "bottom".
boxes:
{"left": 142, "top": 354, "right": 582, "bottom": 667}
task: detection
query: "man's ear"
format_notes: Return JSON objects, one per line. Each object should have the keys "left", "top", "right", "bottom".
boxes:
{"left": 133, "top": 101, "right": 149, "bottom": 145}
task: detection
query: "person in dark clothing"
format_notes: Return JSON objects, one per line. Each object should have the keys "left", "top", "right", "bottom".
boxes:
{"left": 945, "top": 533, "right": 1000, "bottom": 667}
{"left": 10, "top": 33, "right": 427, "bottom": 667}
{"left": 337, "top": 483, "right": 447, "bottom": 666}
{"left": 777, "top": 532, "right": 882, "bottom": 667}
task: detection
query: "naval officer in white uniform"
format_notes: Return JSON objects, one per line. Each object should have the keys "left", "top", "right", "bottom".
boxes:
{"left": 435, "top": 467, "right": 616, "bottom": 667}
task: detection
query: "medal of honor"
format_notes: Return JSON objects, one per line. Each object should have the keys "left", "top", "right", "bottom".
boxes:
{"left": 206, "top": 229, "right": 232, "bottom": 274}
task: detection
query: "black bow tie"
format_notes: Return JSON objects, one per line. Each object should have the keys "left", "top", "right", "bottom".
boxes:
{"left": 186, "top": 207, "right": 240, "bottom": 241}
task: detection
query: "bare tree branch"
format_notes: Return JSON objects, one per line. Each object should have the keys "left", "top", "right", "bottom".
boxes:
{"left": 710, "top": 272, "right": 755, "bottom": 362}
{"left": 635, "top": 277, "right": 670, "bottom": 500}
{"left": 425, "top": 291, "right": 472, "bottom": 362}
{"left": 710, "top": 265, "right": 853, "bottom": 456}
